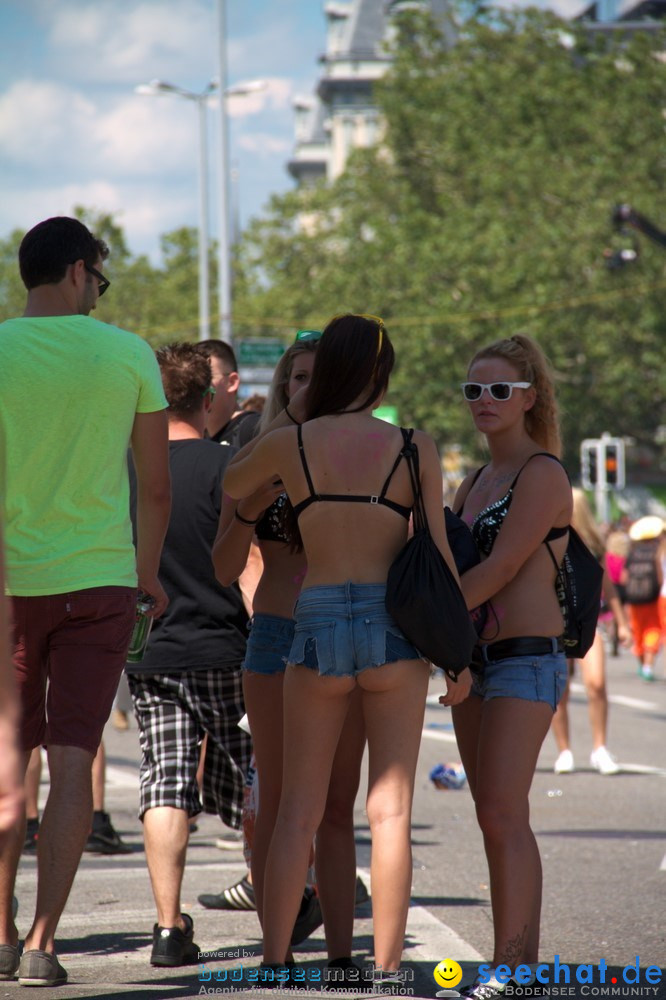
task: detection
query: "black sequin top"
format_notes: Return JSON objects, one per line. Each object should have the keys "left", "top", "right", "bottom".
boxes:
{"left": 255, "top": 493, "right": 290, "bottom": 545}
{"left": 471, "top": 489, "right": 515, "bottom": 557}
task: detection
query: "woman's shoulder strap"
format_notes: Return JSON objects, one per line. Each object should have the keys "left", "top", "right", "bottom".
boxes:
{"left": 454, "top": 464, "right": 487, "bottom": 516}
{"left": 509, "top": 451, "right": 569, "bottom": 491}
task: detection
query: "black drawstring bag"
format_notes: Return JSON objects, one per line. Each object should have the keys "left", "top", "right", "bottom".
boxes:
{"left": 386, "top": 430, "right": 476, "bottom": 680}
{"left": 444, "top": 506, "right": 490, "bottom": 636}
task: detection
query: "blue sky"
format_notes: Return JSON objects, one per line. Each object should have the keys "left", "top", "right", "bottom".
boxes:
{"left": 0, "top": 0, "right": 325, "bottom": 261}
{"left": 0, "top": 0, "right": 579, "bottom": 263}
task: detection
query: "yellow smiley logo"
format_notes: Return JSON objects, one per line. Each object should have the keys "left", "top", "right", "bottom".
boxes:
{"left": 434, "top": 960, "right": 463, "bottom": 990}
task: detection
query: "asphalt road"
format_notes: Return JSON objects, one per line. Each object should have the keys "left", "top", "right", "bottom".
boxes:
{"left": 7, "top": 642, "right": 665, "bottom": 1000}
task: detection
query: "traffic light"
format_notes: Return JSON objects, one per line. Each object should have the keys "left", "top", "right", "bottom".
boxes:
{"left": 581, "top": 441, "right": 599, "bottom": 489}
{"left": 604, "top": 444, "right": 618, "bottom": 486}
{"left": 581, "top": 436, "right": 625, "bottom": 491}
{"left": 601, "top": 437, "right": 625, "bottom": 490}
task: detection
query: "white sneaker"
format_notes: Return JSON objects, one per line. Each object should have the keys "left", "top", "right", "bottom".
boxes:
{"left": 554, "top": 749, "right": 574, "bottom": 773}
{"left": 590, "top": 746, "right": 620, "bottom": 775}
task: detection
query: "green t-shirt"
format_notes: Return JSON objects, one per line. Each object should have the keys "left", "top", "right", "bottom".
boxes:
{"left": 0, "top": 314, "right": 167, "bottom": 595}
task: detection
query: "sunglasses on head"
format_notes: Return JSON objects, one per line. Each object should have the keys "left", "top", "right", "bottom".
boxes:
{"left": 294, "top": 329, "right": 322, "bottom": 343}
{"left": 461, "top": 381, "right": 532, "bottom": 402}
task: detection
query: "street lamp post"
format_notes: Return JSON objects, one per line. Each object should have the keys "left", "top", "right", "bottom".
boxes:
{"left": 217, "top": 0, "right": 231, "bottom": 344}
{"left": 136, "top": 79, "right": 216, "bottom": 342}
{"left": 137, "top": 73, "right": 266, "bottom": 344}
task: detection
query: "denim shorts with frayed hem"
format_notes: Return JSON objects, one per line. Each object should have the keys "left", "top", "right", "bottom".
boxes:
{"left": 288, "top": 582, "right": 425, "bottom": 678}
{"left": 242, "top": 613, "right": 294, "bottom": 676}
{"left": 471, "top": 651, "right": 567, "bottom": 712}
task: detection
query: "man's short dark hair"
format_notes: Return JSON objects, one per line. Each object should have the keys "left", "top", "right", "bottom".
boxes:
{"left": 19, "top": 217, "right": 109, "bottom": 291}
{"left": 194, "top": 339, "right": 238, "bottom": 372}
{"left": 156, "top": 343, "right": 212, "bottom": 416}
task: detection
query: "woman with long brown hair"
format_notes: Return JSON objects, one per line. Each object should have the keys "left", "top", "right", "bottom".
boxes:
{"left": 224, "top": 314, "right": 469, "bottom": 982}
{"left": 212, "top": 332, "right": 366, "bottom": 973}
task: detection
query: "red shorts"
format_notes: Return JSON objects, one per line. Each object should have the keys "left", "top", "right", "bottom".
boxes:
{"left": 12, "top": 586, "right": 136, "bottom": 755}
{"left": 627, "top": 601, "right": 661, "bottom": 658}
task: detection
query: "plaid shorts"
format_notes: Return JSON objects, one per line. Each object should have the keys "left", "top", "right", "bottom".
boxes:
{"left": 127, "top": 668, "right": 251, "bottom": 828}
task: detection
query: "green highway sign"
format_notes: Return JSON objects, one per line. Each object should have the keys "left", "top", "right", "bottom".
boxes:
{"left": 237, "top": 340, "right": 285, "bottom": 366}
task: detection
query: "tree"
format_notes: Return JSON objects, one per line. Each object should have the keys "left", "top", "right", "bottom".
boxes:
{"left": 233, "top": 8, "right": 666, "bottom": 473}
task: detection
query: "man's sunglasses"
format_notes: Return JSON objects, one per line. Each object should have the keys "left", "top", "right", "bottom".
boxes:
{"left": 294, "top": 329, "right": 322, "bottom": 343}
{"left": 85, "top": 263, "right": 110, "bottom": 297}
{"left": 461, "top": 381, "right": 532, "bottom": 402}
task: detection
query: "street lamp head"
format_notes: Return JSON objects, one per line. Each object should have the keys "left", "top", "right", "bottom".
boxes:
{"left": 225, "top": 79, "right": 267, "bottom": 97}
{"left": 135, "top": 79, "right": 218, "bottom": 101}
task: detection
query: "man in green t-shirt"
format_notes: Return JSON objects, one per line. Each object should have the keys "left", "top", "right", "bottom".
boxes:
{"left": 0, "top": 216, "right": 171, "bottom": 988}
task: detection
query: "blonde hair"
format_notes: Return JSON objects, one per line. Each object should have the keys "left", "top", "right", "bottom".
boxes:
{"left": 571, "top": 488, "right": 605, "bottom": 559}
{"left": 469, "top": 334, "right": 561, "bottom": 456}
{"left": 257, "top": 340, "right": 318, "bottom": 433}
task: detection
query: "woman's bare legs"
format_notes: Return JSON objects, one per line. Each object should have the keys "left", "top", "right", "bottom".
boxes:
{"left": 476, "top": 699, "right": 552, "bottom": 965}
{"left": 550, "top": 679, "right": 570, "bottom": 754}
{"left": 359, "top": 659, "right": 430, "bottom": 973}
{"left": 455, "top": 695, "right": 552, "bottom": 966}
{"left": 262, "top": 666, "right": 355, "bottom": 964}
{"left": 316, "top": 687, "right": 365, "bottom": 961}
{"left": 242, "top": 672, "right": 285, "bottom": 931}
{"left": 579, "top": 631, "right": 609, "bottom": 751}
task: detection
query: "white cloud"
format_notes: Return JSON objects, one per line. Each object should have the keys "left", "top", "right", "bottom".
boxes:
{"left": 46, "top": 0, "right": 215, "bottom": 83}
{"left": 0, "top": 78, "right": 201, "bottom": 176}
{"left": 1, "top": 177, "right": 195, "bottom": 261}
{"left": 0, "top": 79, "right": 95, "bottom": 163}
{"left": 238, "top": 133, "right": 292, "bottom": 156}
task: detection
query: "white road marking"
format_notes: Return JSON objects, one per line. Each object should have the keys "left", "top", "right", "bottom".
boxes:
{"left": 357, "top": 869, "right": 483, "bottom": 964}
{"left": 105, "top": 763, "right": 140, "bottom": 789}
{"left": 422, "top": 729, "right": 458, "bottom": 743}
{"left": 570, "top": 683, "right": 657, "bottom": 712}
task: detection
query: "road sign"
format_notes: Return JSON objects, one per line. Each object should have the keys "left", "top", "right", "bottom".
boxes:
{"left": 237, "top": 340, "right": 284, "bottom": 367}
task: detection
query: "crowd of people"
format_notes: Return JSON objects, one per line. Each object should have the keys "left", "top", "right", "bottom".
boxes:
{"left": 0, "top": 216, "right": 663, "bottom": 996}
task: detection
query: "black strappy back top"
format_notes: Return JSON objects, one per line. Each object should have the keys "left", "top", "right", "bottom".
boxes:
{"left": 292, "top": 423, "right": 412, "bottom": 522}
{"left": 461, "top": 452, "right": 569, "bottom": 557}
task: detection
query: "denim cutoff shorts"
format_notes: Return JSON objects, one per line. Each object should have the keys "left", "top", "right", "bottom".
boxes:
{"left": 242, "top": 613, "right": 295, "bottom": 676}
{"left": 471, "top": 651, "right": 567, "bottom": 712}
{"left": 288, "top": 582, "right": 425, "bottom": 678}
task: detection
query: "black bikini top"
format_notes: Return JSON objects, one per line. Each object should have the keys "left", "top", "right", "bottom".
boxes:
{"left": 254, "top": 493, "right": 290, "bottom": 545}
{"left": 460, "top": 452, "right": 569, "bottom": 558}
{"left": 292, "top": 423, "right": 412, "bottom": 522}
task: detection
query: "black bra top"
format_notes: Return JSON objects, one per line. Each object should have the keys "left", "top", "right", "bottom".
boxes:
{"left": 459, "top": 452, "right": 569, "bottom": 558}
{"left": 292, "top": 423, "right": 412, "bottom": 522}
{"left": 254, "top": 493, "right": 290, "bottom": 545}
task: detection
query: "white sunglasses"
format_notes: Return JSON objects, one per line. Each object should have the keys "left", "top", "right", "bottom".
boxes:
{"left": 461, "top": 381, "right": 532, "bottom": 402}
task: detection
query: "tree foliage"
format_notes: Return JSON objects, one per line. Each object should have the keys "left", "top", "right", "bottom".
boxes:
{"left": 233, "top": 8, "right": 666, "bottom": 472}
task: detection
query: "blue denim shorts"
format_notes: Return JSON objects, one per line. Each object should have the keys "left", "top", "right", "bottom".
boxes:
{"left": 242, "top": 613, "right": 295, "bottom": 676}
{"left": 471, "top": 651, "right": 567, "bottom": 712}
{"left": 288, "top": 582, "right": 425, "bottom": 678}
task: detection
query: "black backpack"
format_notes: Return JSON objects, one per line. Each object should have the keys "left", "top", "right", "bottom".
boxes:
{"left": 623, "top": 540, "right": 660, "bottom": 605}
{"left": 545, "top": 526, "right": 604, "bottom": 660}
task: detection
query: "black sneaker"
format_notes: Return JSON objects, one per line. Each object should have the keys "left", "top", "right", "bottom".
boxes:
{"left": 198, "top": 874, "right": 255, "bottom": 910}
{"left": 23, "top": 817, "right": 39, "bottom": 853}
{"left": 291, "top": 886, "right": 323, "bottom": 946}
{"left": 151, "top": 912, "right": 199, "bottom": 967}
{"left": 84, "top": 811, "right": 132, "bottom": 855}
